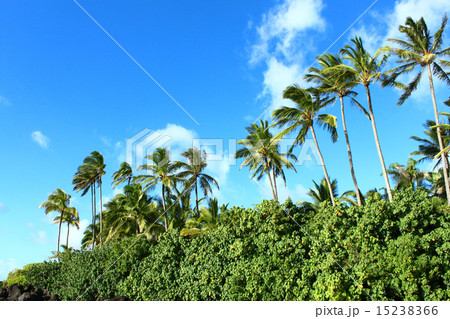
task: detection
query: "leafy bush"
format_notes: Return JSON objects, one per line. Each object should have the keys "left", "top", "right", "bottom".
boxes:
{"left": 18, "top": 189, "right": 450, "bottom": 300}
{"left": 21, "top": 237, "right": 154, "bottom": 300}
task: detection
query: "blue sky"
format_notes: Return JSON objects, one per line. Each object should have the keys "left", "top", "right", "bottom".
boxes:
{"left": 0, "top": 0, "right": 449, "bottom": 279}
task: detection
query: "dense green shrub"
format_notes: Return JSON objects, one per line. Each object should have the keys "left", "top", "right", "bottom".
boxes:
{"left": 16, "top": 189, "right": 450, "bottom": 300}
{"left": 21, "top": 237, "right": 154, "bottom": 300}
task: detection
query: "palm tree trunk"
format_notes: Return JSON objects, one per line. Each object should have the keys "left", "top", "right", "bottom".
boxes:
{"left": 427, "top": 65, "right": 450, "bottom": 205}
{"left": 99, "top": 179, "right": 103, "bottom": 244}
{"left": 340, "top": 96, "right": 362, "bottom": 206}
{"left": 195, "top": 180, "right": 199, "bottom": 217}
{"left": 57, "top": 211, "right": 63, "bottom": 259}
{"left": 364, "top": 85, "right": 393, "bottom": 202}
{"left": 310, "top": 125, "right": 336, "bottom": 206}
{"left": 92, "top": 186, "right": 96, "bottom": 249}
{"left": 66, "top": 223, "right": 70, "bottom": 248}
{"left": 271, "top": 165, "right": 279, "bottom": 201}
{"left": 162, "top": 184, "right": 168, "bottom": 231}
{"left": 264, "top": 158, "right": 277, "bottom": 200}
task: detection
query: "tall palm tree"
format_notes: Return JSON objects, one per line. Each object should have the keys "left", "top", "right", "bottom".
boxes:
{"left": 39, "top": 189, "right": 73, "bottom": 257}
{"left": 273, "top": 87, "right": 337, "bottom": 205}
{"left": 85, "top": 151, "right": 106, "bottom": 241}
{"left": 235, "top": 120, "right": 296, "bottom": 201}
{"left": 112, "top": 162, "right": 133, "bottom": 187}
{"left": 72, "top": 151, "right": 106, "bottom": 248}
{"left": 135, "top": 148, "right": 183, "bottom": 231}
{"left": 55, "top": 207, "right": 79, "bottom": 248}
{"left": 177, "top": 148, "right": 219, "bottom": 216}
{"left": 339, "top": 37, "right": 393, "bottom": 202}
{"left": 383, "top": 15, "right": 450, "bottom": 204}
{"left": 305, "top": 53, "right": 369, "bottom": 206}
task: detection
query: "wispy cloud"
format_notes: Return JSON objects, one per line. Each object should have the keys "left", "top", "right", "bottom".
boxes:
{"left": 31, "top": 131, "right": 50, "bottom": 149}
{"left": 249, "top": 0, "right": 325, "bottom": 115}
{"left": 250, "top": 0, "right": 325, "bottom": 65}
{"left": 0, "top": 96, "right": 11, "bottom": 108}
{"left": 31, "top": 230, "right": 49, "bottom": 245}
{"left": 0, "top": 202, "right": 8, "bottom": 214}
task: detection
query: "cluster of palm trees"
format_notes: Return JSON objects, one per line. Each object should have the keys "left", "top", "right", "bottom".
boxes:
{"left": 39, "top": 189, "right": 79, "bottom": 258}
{"left": 40, "top": 147, "right": 221, "bottom": 253}
{"left": 39, "top": 15, "right": 449, "bottom": 256}
{"left": 237, "top": 15, "right": 450, "bottom": 206}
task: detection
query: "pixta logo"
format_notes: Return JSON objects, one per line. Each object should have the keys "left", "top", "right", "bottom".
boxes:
{"left": 126, "top": 129, "right": 173, "bottom": 170}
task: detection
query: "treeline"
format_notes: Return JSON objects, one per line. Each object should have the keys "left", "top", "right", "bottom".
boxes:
{"left": 8, "top": 189, "right": 450, "bottom": 300}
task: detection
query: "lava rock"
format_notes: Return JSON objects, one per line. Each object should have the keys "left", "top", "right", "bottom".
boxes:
{"left": 7, "top": 284, "right": 23, "bottom": 301}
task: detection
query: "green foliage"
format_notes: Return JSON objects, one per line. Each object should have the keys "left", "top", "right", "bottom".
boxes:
{"left": 19, "top": 189, "right": 450, "bottom": 300}
{"left": 20, "top": 238, "right": 153, "bottom": 300}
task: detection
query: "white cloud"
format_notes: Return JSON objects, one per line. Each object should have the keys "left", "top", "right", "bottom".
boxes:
{"left": 0, "top": 258, "right": 17, "bottom": 280}
{"left": 261, "top": 57, "right": 301, "bottom": 109}
{"left": 249, "top": 0, "right": 325, "bottom": 119}
{"left": 31, "top": 230, "right": 49, "bottom": 245}
{"left": 31, "top": 131, "right": 50, "bottom": 149}
{"left": 385, "top": 0, "right": 450, "bottom": 41}
{"left": 250, "top": 0, "right": 325, "bottom": 64}
{"left": 0, "top": 202, "right": 7, "bottom": 214}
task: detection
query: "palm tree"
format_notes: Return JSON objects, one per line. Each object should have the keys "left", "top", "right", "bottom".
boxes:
{"left": 180, "top": 198, "right": 220, "bottom": 237}
{"left": 86, "top": 151, "right": 106, "bottom": 242}
{"left": 339, "top": 37, "right": 393, "bottom": 202}
{"left": 165, "top": 187, "right": 193, "bottom": 231}
{"left": 383, "top": 15, "right": 450, "bottom": 204}
{"left": 39, "top": 189, "right": 73, "bottom": 257}
{"left": 308, "top": 178, "right": 339, "bottom": 205}
{"left": 387, "top": 158, "right": 428, "bottom": 190}
{"left": 55, "top": 206, "right": 79, "bottom": 248}
{"left": 103, "top": 183, "right": 163, "bottom": 241}
{"left": 177, "top": 148, "right": 219, "bottom": 216}
{"left": 307, "top": 178, "right": 357, "bottom": 207}
{"left": 81, "top": 223, "right": 100, "bottom": 250}
{"left": 72, "top": 151, "right": 106, "bottom": 248}
{"left": 273, "top": 87, "right": 337, "bottom": 205}
{"left": 305, "top": 53, "right": 369, "bottom": 206}
{"left": 73, "top": 163, "right": 97, "bottom": 248}
{"left": 235, "top": 120, "right": 296, "bottom": 201}
{"left": 135, "top": 148, "right": 183, "bottom": 231}
{"left": 411, "top": 117, "right": 450, "bottom": 169}
{"left": 112, "top": 162, "right": 133, "bottom": 187}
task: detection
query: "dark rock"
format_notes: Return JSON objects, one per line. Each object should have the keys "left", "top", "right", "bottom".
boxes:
{"left": 18, "top": 292, "right": 31, "bottom": 301}
{"left": 7, "top": 284, "right": 23, "bottom": 301}
{"left": 42, "top": 295, "right": 51, "bottom": 301}
{"left": 0, "top": 288, "right": 7, "bottom": 299}
{"left": 19, "top": 292, "right": 42, "bottom": 301}
{"left": 35, "top": 288, "right": 44, "bottom": 298}
{"left": 49, "top": 294, "right": 60, "bottom": 301}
